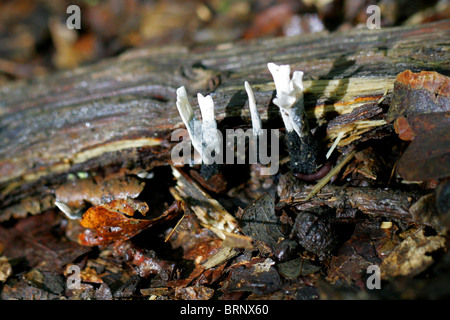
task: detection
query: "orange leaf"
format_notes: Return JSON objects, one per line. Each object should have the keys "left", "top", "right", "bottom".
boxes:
{"left": 394, "top": 116, "right": 415, "bottom": 141}
{"left": 78, "top": 199, "right": 155, "bottom": 246}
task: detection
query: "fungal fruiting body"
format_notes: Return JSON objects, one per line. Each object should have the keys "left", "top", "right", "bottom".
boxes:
{"left": 176, "top": 86, "right": 203, "bottom": 157}
{"left": 244, "top": 81, "right": 263, "bottom": 137}
{"left": 175, "top": 64, "right": 330, "bottom": 181}
{"left": 267, "top": 62, "right": 305, "bottom": 138}
{"left": 268, "top": 62, "right": 324, "bottom": 176}
{"left": 176, "top": 86, "right": 222, "bottom": 181}
{"left": 176, "top": 86, "right": 221, "bottom": 166}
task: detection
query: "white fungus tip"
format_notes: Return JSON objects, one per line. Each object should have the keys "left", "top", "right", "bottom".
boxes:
{"left": 267, "top": 62, "right": 306, "bottom": 137}
{"left": 176, "top": 86, "right": 194, "bottom": 126}
{"left": 244, "top": 81, "right": 262, "bottom": 136}
{"left": 176, "top": 86, "right": 203, "bottom": 154}
{"left": 291, "top": 71, "right": 304, "bottom": 93}
{"left": 197, "top": 93, "right": 216, "bottom": 124}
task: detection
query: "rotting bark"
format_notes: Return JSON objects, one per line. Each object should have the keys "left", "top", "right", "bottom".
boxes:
{"left": 277, "top": 173, "right": 417, "bottom": 223}
{"left": 1, "top": 21, "right": 449, "bottom": 221}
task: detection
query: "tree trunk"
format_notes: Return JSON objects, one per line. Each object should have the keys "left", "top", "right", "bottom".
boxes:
{"left": 1, "top": 20, "right": 449, "bottom": 220}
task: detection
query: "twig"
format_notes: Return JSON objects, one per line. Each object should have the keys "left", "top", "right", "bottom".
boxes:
{"left": 302, "top": 149, "right": 357, "bottom": 201}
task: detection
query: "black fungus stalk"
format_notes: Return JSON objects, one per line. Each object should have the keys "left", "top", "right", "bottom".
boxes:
{"left": 199, "top": 158, "right": 221, "bottom": 180}
{"left": 285, "top": 110, "right": 331, "bottom": 179}
{"left": 285, "top": 108, "right": 322, "bottom": 175}
{"left": 267, "top": 62, "right": 330, "bottom": 179}
{"left": 176, "top": 86, "right": 224, "bottom": 184}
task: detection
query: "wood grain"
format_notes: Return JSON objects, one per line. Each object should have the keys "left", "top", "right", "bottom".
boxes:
{"left": 1, "top": 20, "right": 449, "bottom": 220}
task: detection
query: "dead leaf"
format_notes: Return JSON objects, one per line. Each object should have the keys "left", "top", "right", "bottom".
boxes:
{"left": 243, "top": 2, "right": 295, "bottom": 39}
{"left": 387, "top": 70, "right": 450, "bottom": 123}
{"left": 223, "top": 257, "right": 282, "bottom": 295}
{"left": 0, "top": 210, "right": 91, "bottom": 272}
{"left": 409, "top": 193, "right": 447, "bottom": 234}
{"left": 55, "top": 175, "right": 145, "bottom": 210}
{"left": 174, "top": 285, "right": 214, "bottom": 300}
{"left": 170, "top": 239, "right": 229, "bottom": 288}
{"left": 326, "top": 221, "right": 383, "bottom": 288}
{"left": 240, "top": 193, "right": 284, "bottom": 252}
{"left": 183, "top": 239, "right": 223, "bottom": 263}
{"left": 112, "top": 241, "right": 175, "bottom": 280}
{"left": 388, "top": 70, "right": 450, "bottom": 181}
{"left": 396, "top": 120, "right": 450, "bottom": 181}
{"left": 1, "top": 278, "right": 60, "bottom": 300}
{"left": 380, "top": 229, "right": 446, "bottom": 278}
{"left": 394, "top": 116, "right": 416, "bottom": 141}
{"left": 0, "top": 256, "right": 12, "bottom": 282}
{"left": 277, "top": 257, "right": 321, "bottom": 280}
{"left": 78, "top": 198, "right": 174, "bottom": 246}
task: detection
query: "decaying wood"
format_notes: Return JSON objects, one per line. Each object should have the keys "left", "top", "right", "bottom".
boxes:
{"left": 277, "top": 173, "right": 418, "bottom": 223}
{"left": 170, "top": 167, "right": 253, "bottom": 254}
{"left": 1, "top": 21, "right": 449, "bottom": 220}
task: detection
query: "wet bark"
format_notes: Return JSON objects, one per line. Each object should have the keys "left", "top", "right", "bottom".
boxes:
{"left": 1, "top": 20, "right": 449, "bottom": 220}
{"left": 277, "top": 173, "right": 416, "bottom": 223}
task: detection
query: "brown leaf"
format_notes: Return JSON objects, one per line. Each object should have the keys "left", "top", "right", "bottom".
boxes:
{"left": 0, "top": 210, "right": 91, "bottom": 272}
{"left": 380, "top": 229, "right": 446, "bottom": 278}
{"left": 326, "top": 222, "right": 383, "bottom": 288}
{"left": 389, "top": 71, "right": 450, "bottom": 181}
{"left": 165, "top": 208, "right": 216, "bottom": 254}
{"left": 183, "top": 239, "right": 222, "bottom": 263}
{"left": 0, "top": 256, "right": 12, "bottom": 282}
{"left": 223, "top": 258, "right": 282, "bottom": 295}
{"left": 1, "top": 278, "right": 60, "bottom": 300}
{"left": 409, "top": 193, "right": 448, "bottom": 233}
{"left": 243, "top": 3, "right": 295, "bottom": 39}
{"left": 397, "top": 119, "right": 450, "bottom": 181}
{"left": 55, "top": 175, "right": 145, "bottom": 209}
{"left": 394, "top": 116, "right": 416, "bottom": 141}
{"left": 168, "top": 238, "right": 223, "bottom": 288}
{"left": 240, "top": 193, "right": 284, "bottom": 252}
{"left": 387, "top": 70, "right": 450, "bottom": 123}
{"left": 174, "top": 285, "right": 214, "bottom": 300}
{"left": 112, "top": 241, "right": 175, "bottom": 280}
{"left": 78, "top": 198, "right": 173, "bottom": 246}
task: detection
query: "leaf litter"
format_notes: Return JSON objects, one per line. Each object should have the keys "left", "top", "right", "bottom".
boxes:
{"left": 1, "top": 69, "right": 450, "bottom": 300}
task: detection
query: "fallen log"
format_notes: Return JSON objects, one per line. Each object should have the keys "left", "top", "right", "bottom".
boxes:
{"left": 1, "top": 20, "right": 449, "bottom": 221}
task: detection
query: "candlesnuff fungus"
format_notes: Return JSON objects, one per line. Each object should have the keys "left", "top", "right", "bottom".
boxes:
{"left": 175, "top": 64, "right": 330, "bottom": 182}
{"left": 175, "top": 86, "right": 203, "bottom": 156}
{"left": 176, "top": 86, "right": 221, "bottom": 165}
{"left": 176, "top": 82, "right": 266, "bottom": 181}
{"left": 244, "top": 81, "right": 263, "bottom": 137}
{"left": 267, "top": 62, "right": 305, "bottom": 138}
{"left": 267, "top": 62, "right": 326, "bottom": 177}
{"left": 175, "top": 86, "right": 221, "bottom": 180}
